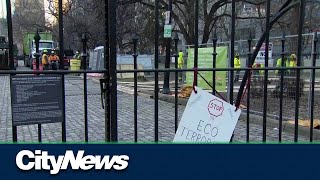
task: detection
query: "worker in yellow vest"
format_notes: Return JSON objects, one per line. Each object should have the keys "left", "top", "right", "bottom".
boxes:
{"left": 275, "top": 56, "right": 289, "bottom": 76}
{"left": 234, "top": 53, "right": 241, "bottom": 82}
{"left": 41, "top": 49, "right": 49, "bottom": 70}
{"left": 178, "top": 50, "right": 184, "bottom": 82}
{"left": 288, "top": 54, "right": 297, "bottom": 76}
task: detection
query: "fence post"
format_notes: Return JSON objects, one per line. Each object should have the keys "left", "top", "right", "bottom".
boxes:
{"left": 173, "top": 34, "right": 179, "bottom": 132}
{"left": 262, "top": 0, "right": 271, "bottom": 142}
{"left": 212, "top": 29, "right": 217, "bottom": 95}
{"left": 279, "top": 33, "right": 286, "bottom": 142}
{"left": 34, "top": 30, "right": 42, "bottom": 142}
{"left": 109, "top": 0, "right": 118, "bottom": 142}
{"left": 104, "top": 0, "right": 111, "bottom": 142}
{"left": 246, "top": 31, "right": 252, "bottom": 142}
{"left": 294, "top": 0, "right": 306, "bottom": 142}
{"left": 132, "top": 36, "right": 138, "bottom": 142}
{"left": 34, "top": 30, "right": 41, "bottom": 72}
{"left": 194, "top": 0, "right": 199, "bottom": 86}
{"left": 154, "top": 0, "right": 160, "bottom": 142}
{"left": 58, "top": 0, "right": 66, "bottom": 142}
{"left": 81, "top": 33, "right": 89, "bottom": 142}
{"left": 309, "top": 32, "right": 318, "bottom": 142}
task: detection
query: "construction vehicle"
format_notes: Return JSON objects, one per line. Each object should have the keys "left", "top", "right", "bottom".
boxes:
{"left": 23, "top": 32, "right": 56, "bottom": 69}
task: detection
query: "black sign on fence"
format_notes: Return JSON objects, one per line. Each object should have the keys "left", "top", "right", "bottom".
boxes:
{"left": 10, "top": 75, "right": 64, "bottom": 126}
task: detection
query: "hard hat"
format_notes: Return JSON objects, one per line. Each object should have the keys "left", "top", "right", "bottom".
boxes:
{"left": 235, "top": 53, "right": 240, "bottom": 57}
{"left": 76, "top": 51, "right": 79, "bottom": 54}
{"left": 51, "top": 51, "right": 55, "bottom": 54}
{"left": 43, "top": 49, "right": 48, "bottom": 53}
{"left": 290, "top": 54, "right": 297, "bottom": 60}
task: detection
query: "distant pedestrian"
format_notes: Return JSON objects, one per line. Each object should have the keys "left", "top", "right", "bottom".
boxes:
{"left": 234, "top": 53, "right": 241, "bottom": 82}
{"left": 275, "top": 56, "right": 289, "bottom": 76}
{"left": 288, "top": 54, "right": 297, "bottom": 75}
{"left": 74, "top": 51, "right": 81, "bottom": 60}
{"left": 48, "top": 51, "right": 59, "bottom": 70}
{"left": 41, "top": 50, "right": 49, "bottom": 70}
{"left": 178, "top": 50, "right": 184, "bottom": 83}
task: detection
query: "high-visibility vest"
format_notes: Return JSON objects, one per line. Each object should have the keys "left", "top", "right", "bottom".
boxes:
{"left": 49, "top": 55, "right": 59, "bottom": 61}
{"left": 259, "top": 64, "right": 264, "bottom": 75}
{"left": 276, "top": 58, "right": 290, "bottom": 67}
{"left": 234, "top": 58, "right": 241, "bottom": 68}
{"left": 42, "top": 54, "right": 48, "bottom": 65}
{"left": 252, "top": 63, "right": 264, "bottom": 75}
{"left": 178, "top": 52, "right": 183, "bottom": 68}
{"left": 289, "top": 60, "right": 297, "bottom": 67}
{"left": 275, "top": 58, "right": 289, "bottom": 75}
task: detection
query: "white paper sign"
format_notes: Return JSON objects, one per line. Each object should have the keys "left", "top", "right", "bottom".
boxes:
{"left": 256, "top": 43, "right": 273, "bottom": 60}
{"left": 165, "top": 11, "right": 171, "bottom": 25}
{"left": 173, "top": 87, "right": 241, "bottom": 143}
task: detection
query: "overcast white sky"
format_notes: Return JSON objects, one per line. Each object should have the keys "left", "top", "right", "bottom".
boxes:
{"left": 0, "top": 0, "right": 15, "bottom": 18}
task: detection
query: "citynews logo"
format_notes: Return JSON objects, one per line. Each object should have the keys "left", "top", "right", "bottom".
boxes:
{"left": 16, "top": 150, "right": 129, "bottom": 175}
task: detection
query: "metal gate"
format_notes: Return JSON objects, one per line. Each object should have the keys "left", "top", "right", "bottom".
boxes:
{"left": 2, "top": 0, "right": 320, "bottom": 143}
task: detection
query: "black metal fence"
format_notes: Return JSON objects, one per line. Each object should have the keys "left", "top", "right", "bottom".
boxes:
{"left": 2, "top": 0, "right": 320, "bottom": 143}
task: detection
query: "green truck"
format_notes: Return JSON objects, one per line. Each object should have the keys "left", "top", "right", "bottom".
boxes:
{"left": 23, "top": 32, "right": 56, "bottom": 68}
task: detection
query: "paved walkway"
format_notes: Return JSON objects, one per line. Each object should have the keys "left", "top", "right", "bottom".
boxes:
{"left": 0, "top": 75, "right": 309, "bottom": 143}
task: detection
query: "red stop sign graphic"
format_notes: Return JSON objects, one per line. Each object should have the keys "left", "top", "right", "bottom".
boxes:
{"left": 208, "top": 99, "right": 224, "bottom": 117}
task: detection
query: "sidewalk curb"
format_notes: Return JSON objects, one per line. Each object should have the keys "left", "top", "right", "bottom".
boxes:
{"left": 90, "top": 77, "right": 320, "bottom": 141}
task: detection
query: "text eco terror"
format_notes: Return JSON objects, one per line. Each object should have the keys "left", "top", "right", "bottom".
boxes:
{"left": 16, "top": 150, "right": 129, "bottom": 175}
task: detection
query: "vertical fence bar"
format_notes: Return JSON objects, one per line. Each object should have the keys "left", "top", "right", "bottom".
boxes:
{"left": 12, "top": 126, "right": 17, "bottom": 142}
{"left": 154, "top": 0, "right": 159, "bottom": 142}
{"left": 212, "top": 30, "right": 217, "bottom": 95}
{"left": 109, "top": 0, "right": 118, "bottom": 142}
{"left": 310, "top": 32, "right": 318, "bottom": 142}
{"left": 263, "top": 0, "right": 271, "bottom": 142}
{"left": 58, "top": 0, "right": 66, "bottom": 142}
{"left": 34, "top": 31, "right": 40, "bottom": 72}
{"left": 246, "top": 33, "right": 252, "bottom": 142}
{"left": 279, "top": 33, "right": 286, "bottom": 142}
{"left": 229, "top": 0, "right": 235, "bottom": 142}
{"left": 82, "top": 34, "right": 88, "bottom": 142}
{"left": 132, "top": 37, "right": 138, "bottom": 142}
{"left": 34, "top": 31, "right": 42, "bottom": 142}
{"left": 229, "top": 0, "right": 235, "bottom": 104}
{"left": 194, "top": 0, "right": 199, "bottom": 85}
{"left": 6, "top": 0, "right": 16, "bottom": 142}
{"left": 174, "top": 34, "right": 179, "bottom": 132}
{"left": 58, "top": 0, "right": 64, "bottom": 71}
{"left": 295, "top": 0, "right": 305, "bottom": 142}
{"left": 104, "top": 0, "right": 111, "bottom": 142}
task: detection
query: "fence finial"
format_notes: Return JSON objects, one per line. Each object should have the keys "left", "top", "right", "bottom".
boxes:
{"left": 212, "top": 28, "right": 217, "bottom": 43}
{"left": 282, "top": 32, "right": 286, "bottom": 41}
